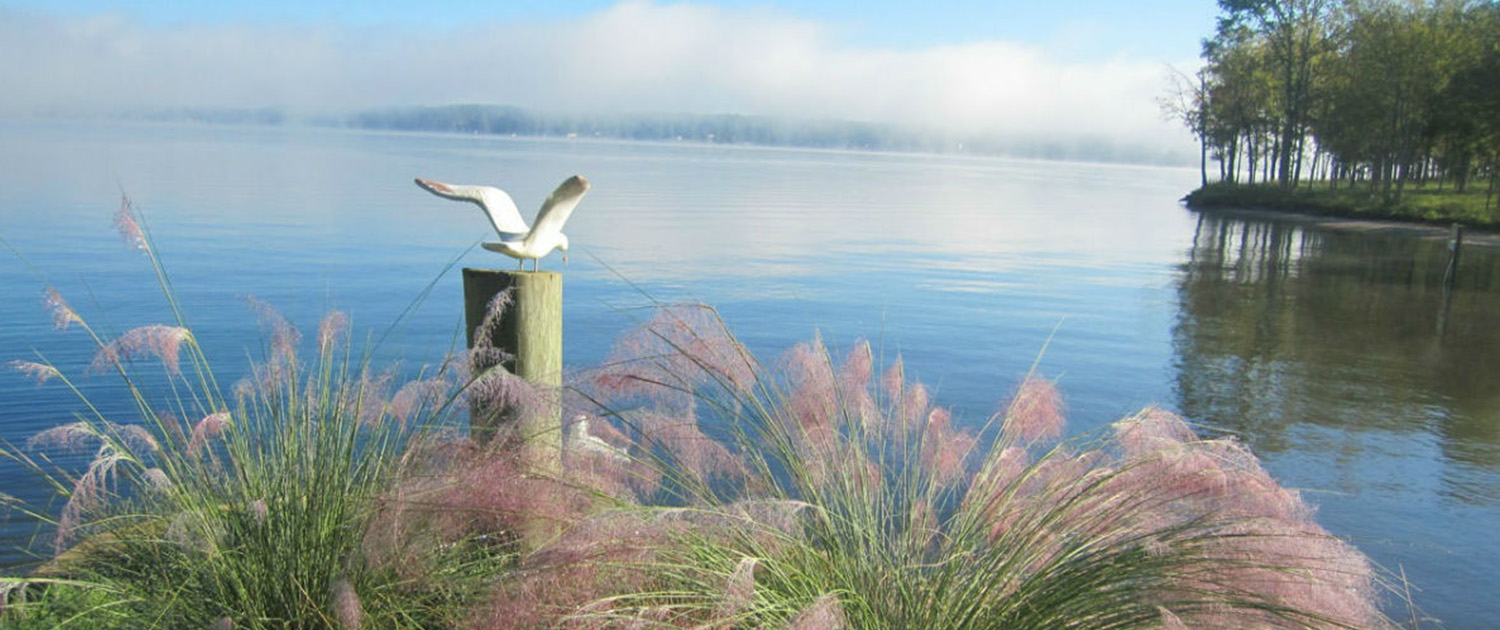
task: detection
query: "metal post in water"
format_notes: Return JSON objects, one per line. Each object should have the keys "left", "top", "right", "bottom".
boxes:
{"left": 1438, "top": 224, "right": 1464, "bottom": 336}
{"left": 1443, "top": 223, "right": 1464, "bottom": 290}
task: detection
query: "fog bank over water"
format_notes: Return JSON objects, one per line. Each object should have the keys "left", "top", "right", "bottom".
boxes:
{"left": 0, "top": 1, "right": 1196, "bottom": 162}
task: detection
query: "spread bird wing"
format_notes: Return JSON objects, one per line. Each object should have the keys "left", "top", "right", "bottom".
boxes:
{"left": 414, "top": 178, "right": 530, "bottom": 237}
{"left": 524, "top": 175, "right": 590, "bottom": 247}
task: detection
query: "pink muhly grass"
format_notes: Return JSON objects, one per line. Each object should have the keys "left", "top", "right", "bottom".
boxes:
{"left": 895, "top": 381, "right": 931, "bottom": 434}
{"left": 142, "top": 467, "right": 172, "bottom": 492}
{"left": 114, "top": 194, "right": 148, "bottom": 252}
{"left": 1191, "top": 519, "right": 1382, "bottom": 629}
{"left": 44, "top": 287, "right": 85, "bottom": 331}
{"left": 882, "top": 356, "right": 904, "bottom": 402}
{"left": 839, "top": 339, "right": 872, "bottom": 389}
{"left": 715, "top": 557, "right": 758, "bottom": 617}
{"left": 244, "top": 296, "right": 301, "bottom": 362}
{"left": 594, "top": 305, "right": 756, "bottom": 405}
{"left": 963, "top": 446, "right": 1029, "bottom": 522}
{"left": 784, "top": 338, "right": 839, "bottom": 431}
{"left": 89, "top": 324, "right": 193, "bottom": 375}
{"left": 1114, "top": 407, "right": 1198, "bottom": 457}
{"left": 467, "top": 365, "right": 552, "bottom": 427}
{"left": 28, "top": 421, "right": 156, "bottom": 457}
{"left": 157, "top": 411, "right": 188, "bottom": 450}
{"left": 345, "top": 367, "right": 395, "bottom": 428}
{"left": 388, "top": 377, "right": 452, "bottom": 425}
{"left": 473, "top": 289, "right": 515, "bottom": 352}
{"left": 317, "top": 310, "right": 350, "bottom": 352}
{"left": 920, "top": 407, "right": 974, "bottom": 485}
{"left": 726, "top": 499, "right": 812, "bottom": 537}
{"left": 187, "top": 412, "right": 231, "bottom": 456}
{"left": 469, "top": 512, "right": 681, "bottom": 630}
{"left": 633, "top": 410, "right": 742, "bottom": 483}
{"left": 26, "top": 421, "right": 100, "bottom": 452}
{"left": 55, "top": 446, "right": 124, "bottom": 553}
{"left": 233, "top": 355, "right": 296, "bottom": 401}
{"left": 909, "top": 499, "right": 939, "bottom": 550}
{"left": 1172, "top": 438, "right": 1312, "bottom": 522}
{"left": 787, "top": 594, "right": 844, "bottom": 630}
{"left": 328, "top": 577, "right": 365, "bottom": 629}
{"left": 1000, "top": 376, "right": 1065, "bottom": 444}
{"left": 112, "top": 423, "right": 160, "bottom": 456}
{"left": 836, "top": 340, "right": 878, "bottom": 428}
{"left": 8, "top": 359, "right": 61, "bottom": 386}
{"left": 418, "top": 443, "right": 594, "bottom": 541}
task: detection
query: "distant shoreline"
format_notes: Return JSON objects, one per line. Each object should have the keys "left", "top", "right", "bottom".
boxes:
{"left": 4, "top": 104, "right": 1195, "bottom": 168}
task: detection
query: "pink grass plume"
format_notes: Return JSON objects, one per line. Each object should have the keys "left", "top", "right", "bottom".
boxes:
{"left": 44, "top": 287, "right": 84, "bottom": 331}
{"left": 90, "top": 324, "right": 193, "bottom": 376}
{"left": 328, "top": 577, "right": 364, "bottom": 629}
{"left": 187, "top": 412, "right": 231, "bottom": 456}
{"left": 27, "top": 421, "right": 101, "bottom": 452}
{"left": 787, "top": 594, "right": 845, "bottom": 630}
{"left": 114, "top": 195, "right": 148, "bottom": 252}
{"left": 142, "top": 467, "right": 172, "bottom": 492}
{"left": 1001, "top": 376, "right": 1065, "bottom": 444}
{"left": 318, "top": 310, "right": 350, "bottom": 352}
{"left": 716, "top": 557, "right": 758, "bottom": 617}
{"left": 244, "top": 296, "right": 301, "bottom": 362}
{"left": 9, "top": 359, "right": 61, "bottom": 386}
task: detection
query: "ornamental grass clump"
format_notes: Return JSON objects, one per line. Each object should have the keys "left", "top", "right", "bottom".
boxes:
{"left": 490, "top": 304, "right": 1398, "bottom": 630}
{"left": 0, "top": 196, "right": 511, "bottom": 629}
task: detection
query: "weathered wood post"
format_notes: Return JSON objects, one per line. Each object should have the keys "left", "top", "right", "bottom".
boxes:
{"left": 463, "top": 268, "right": 562, "bottom": 474}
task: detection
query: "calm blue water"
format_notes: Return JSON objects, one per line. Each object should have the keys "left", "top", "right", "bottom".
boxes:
{"left": 2, "top": 121, "right": 1496, "bottom": 627}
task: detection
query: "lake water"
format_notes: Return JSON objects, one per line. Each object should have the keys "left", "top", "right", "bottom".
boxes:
{"left": 2, "top": 121, "right": 1496, "bottom": 627}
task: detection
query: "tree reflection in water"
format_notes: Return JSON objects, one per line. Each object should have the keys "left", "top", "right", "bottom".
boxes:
{"left": 1173, "top": 211, "right": 1500, "bottom": 626}
{"left": 1175, "top": 212, "right": 1500, "bottom": 497}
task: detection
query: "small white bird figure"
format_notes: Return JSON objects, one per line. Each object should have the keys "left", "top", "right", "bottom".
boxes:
{"left": 414, "top": 175, "right": 590, "bottom": 271}
{"left": 567, "top": 415, "right": 629, "bottom": 462}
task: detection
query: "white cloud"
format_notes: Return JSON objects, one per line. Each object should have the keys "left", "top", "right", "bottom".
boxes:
{"left": 0, "top": 2, "right": 1193, "bottom": 151}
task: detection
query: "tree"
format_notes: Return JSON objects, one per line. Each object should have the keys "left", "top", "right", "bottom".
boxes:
{"left": 1214, "top": 0, "right": 1338, "bottom": 187}
{"left": 1161, "top": 66, "right": 1215, "bottom": 187}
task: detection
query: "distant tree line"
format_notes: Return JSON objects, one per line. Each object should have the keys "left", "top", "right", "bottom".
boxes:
{"left": 84, "top": 103, "right": 1189, "bottom": 166}
{"left": 343, "top": 105, "right": 917, "bottom": 150}
{"left": 1165, "top": 0, "right": 1500, "bottom": 201}
{"left": 336, "top": 105, "right": 1183, "bottom": 165}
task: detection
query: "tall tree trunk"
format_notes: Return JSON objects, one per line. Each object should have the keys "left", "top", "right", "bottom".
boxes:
{"left": 1200, "top": 134, "right": 1209, "bottom": 188}
{"left": 1248, "top": 134, "right": 1259, "bottom": 184}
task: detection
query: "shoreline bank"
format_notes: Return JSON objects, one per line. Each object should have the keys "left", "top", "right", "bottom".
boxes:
{"left": 1183, "top": 183, "right": 1500, "bottom": 241}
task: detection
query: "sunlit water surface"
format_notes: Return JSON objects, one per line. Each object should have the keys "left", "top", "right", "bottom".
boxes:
{"left": 2, "top": 121, "right": 1496, "bottom": 627}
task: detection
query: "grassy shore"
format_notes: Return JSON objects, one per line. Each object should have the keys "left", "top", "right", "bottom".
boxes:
{"left": 1184, "top": 181, "right": 1500, "bottom": 229}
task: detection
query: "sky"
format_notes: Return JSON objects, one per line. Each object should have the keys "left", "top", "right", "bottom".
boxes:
{"left": 0, "top": 1, "right": 1218, "bottom": 153}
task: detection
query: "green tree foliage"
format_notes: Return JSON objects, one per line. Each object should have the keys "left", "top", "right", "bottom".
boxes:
{"left": 1177, "top": 0, "right": 1500, "bottom": 208}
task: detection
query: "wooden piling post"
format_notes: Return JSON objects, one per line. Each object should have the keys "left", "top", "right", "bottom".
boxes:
{"left": 463, "top": 268, "right": 562, "bottom": 474}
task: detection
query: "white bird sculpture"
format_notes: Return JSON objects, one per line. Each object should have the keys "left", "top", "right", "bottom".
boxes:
{"left": 567, "top": 415, "right": 629, "bottom": 462}
{"left": 414, "top": 175, "right": 590, "bottom": 271}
